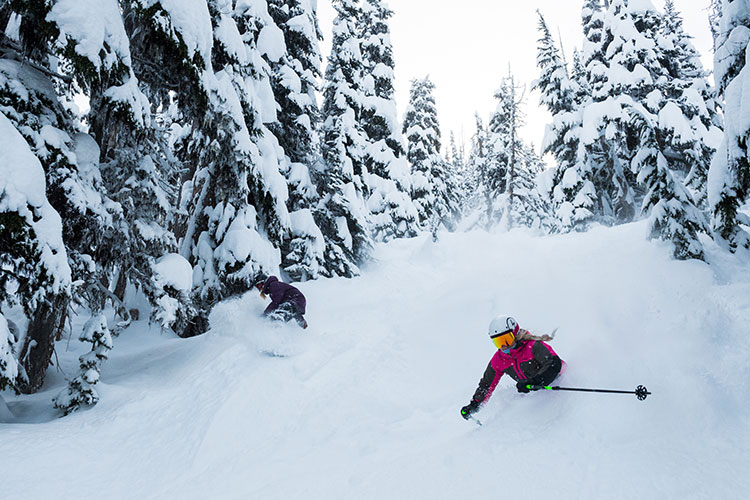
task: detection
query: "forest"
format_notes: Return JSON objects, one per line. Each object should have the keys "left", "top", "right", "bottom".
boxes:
{"left": 1, "top": 0, "right": 748, "bottom": 417}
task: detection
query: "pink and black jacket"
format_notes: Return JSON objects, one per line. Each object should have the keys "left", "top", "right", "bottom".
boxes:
{"left": 470, "top": 340, "right": 563, "bottom": 405}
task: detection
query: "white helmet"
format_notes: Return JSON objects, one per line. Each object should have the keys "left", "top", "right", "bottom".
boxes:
{"left": 488, "top": 315, "right": 519, "bottom": 338}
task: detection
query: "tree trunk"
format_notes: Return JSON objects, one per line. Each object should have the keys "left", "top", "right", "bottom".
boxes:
{"left": 114, "top": 268, "right": 127, "bottom": 303}
{"left": 16, "top": 294, "right": 68, "bottom": 394}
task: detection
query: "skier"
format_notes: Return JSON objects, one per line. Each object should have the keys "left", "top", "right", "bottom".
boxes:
{"left": 461, "top": 315, "right": 563, "bottom": 421}
{"left": 255, "top": 275, "right": 308, "bottom": 329}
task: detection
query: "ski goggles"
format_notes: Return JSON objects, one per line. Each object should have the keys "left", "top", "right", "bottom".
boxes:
{"left": 491, "top": 331, "right": 516, "bottom": 351}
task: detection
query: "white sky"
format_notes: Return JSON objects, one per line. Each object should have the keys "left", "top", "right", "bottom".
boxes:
{"left": 316, "top": 0, "right": 715, "bottom": 154}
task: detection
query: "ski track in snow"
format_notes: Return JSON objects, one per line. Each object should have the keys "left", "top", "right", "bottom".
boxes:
{"left": 2, "top": 222, "right": 750, "bottom": 499}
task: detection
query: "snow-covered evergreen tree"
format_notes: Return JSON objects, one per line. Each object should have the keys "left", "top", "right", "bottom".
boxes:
{"left": 125, "top": 0, "right": 293, "bottom": 335}
{"left": 632, "top": 109, "right": 709, "bottom": 260}
{"left": 484, "top": 72, "right": 552, "bottom": 231}
{"left": 708, "top": 0, "right": 750, "bottom": 251}
{"left": 359, "top": 0, "right": 418, "bottom": 242}
{"left": 586, "top": 0, "right": 714, "bottom": 258}
{"left": 710, "top": 0, "right": 724, "bottom": 44}
{"left": 659, "top": 0, "right": 723, "bottom": 204}
{"left": 0, "top": 313, "right": 17, "bottom": 391}
{"left": 512, "top": 146, "right": 556, "bottom": 232}
{"left": 534, "top": 11, "right": 577, "bottom": 161}
{"left": 403, "top": 77, "right": 457, "bottom": 232}
{"left": 446, "top": 131, "right": 468, "bottom": 213}
{"left": 581, "top": 0, "right": 608, "bottom": 100}
{"left": 486, "top": 74, "right": 521, "bottom": 229}
{"left": 266, "top": 0, "right": 322, "bottom": 172}
{"left": 53, "top": 314, "right": 113, "bottom": 415}
{"left": 465, "top": 115, "right": 492, "bottom": 226}
{"left": 1, "top": 0, "right": 119, "bottom": 392}
{"left": 46, "top": 0, "right": 180, "bottom": 321}
{"left": 581, "top": 0, "right": 667, "bottom": 223}
{"left": 0, "top": 112, "right": 71, "bottom": 392}
{"left": 538, "top": 0, "right": 718, "bottom": 255}
{"left": 318, "top": 0, "right": 372, "bottom": 277}
{"left": 534, "top": 11, "right": 594, "bottom": 231}
{"left": 148, "top": 254, "right": 196, "bottom": 334}
{"left": 265, "top": 0, "right": 328, "bottom": 280}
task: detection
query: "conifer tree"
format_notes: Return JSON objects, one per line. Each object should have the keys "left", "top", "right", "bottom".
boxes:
{"left": 512, "top": 146, "right": 556, "bottom": 232}
{"left": 485, "top": 72, "right": 552, "bottom": 231}
{"left": 359, "top": 0, "right": 418, "bottom": 242}
{"left": 585, "top": 0, "right": 713, "bottom": 258}
{"left": 1, "top": 313, "right": 17, "bottom": 391}
{"left": 53, "top": 314, "right": 113, "bottom": 415}
{"left": 581, "top": 0, "right": 607, "bottom": 100}
{"left": 632, "top": 109, "right": 709, "bottom": 260}
{"left": 266, "top": 0, "right": 322, "bottom": 172}
{"left": 0, "top": 0, "right": 121, "bottom": 392}
{"left": 709, "top": 0, "right": 750, "bottom": 251}
{"left": 49, "top": 0, "right": 180, "bottom": 319}
{"left": 446, "top": 131, "right": 468, "bottom": 213}
{"left": 659, "top": 0, "right": 723, "bottom": 204}
{"left": 318, "top": 0, "right": 372, "bottom": 276}
{"left": 466, "top": 115, "right": 492, "bottom": 226}
{"left": 534, "top": 11, "right": 594, "bottom": 231}
{"left": 122, "top": 1, "right": 294, "bottom": 335}
{"left": 487, "top": 73, "right": 523, "bottom": 229}
{"left": 266, "top": 0, "right": 329, "bottom": 280}
{"left": 183, "top": 0, "right": 291, "bottom": 333}
{"left": 0, "top": 112, "right": 71, "bottom": 392}
{"left": 403, "top": 77, "right": 456, "bottom": 232}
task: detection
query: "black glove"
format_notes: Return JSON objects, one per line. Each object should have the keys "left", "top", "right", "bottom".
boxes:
{"left": 460, "top": 400, "right": 480, "bottom": 420}
{"left": 516, "top": 378, "right": 542, "bottom": 393}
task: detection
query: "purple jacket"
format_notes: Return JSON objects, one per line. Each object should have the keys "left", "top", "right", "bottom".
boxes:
{"left": 261, "top": 276, "right": 306, "bottom": 315}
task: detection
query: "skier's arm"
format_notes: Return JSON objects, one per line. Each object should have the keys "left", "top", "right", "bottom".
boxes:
{"left": 262, "top": 283, "right": 285, "bottom": 314}
{"left": 530, "top": 342, "right": 562, "bottom": 386}
{"left": 471, "top": 361, "right": 503, "bottom": 404}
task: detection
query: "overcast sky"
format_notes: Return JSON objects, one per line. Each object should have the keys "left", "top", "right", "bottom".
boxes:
{"left": 316, "top": 0, "right": 715, "bottom": 154}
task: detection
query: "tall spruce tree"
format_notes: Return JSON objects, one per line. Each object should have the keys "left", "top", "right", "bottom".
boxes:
{"left": 581, "top": 0, "right": 608, "bottom": 100}
{"left": 588, "top": 0, "right": 712, "bottom": 258}
{"left": 446, "top": 131, "right": 468, "bottom": 215}
{"left": 512, "top": 145, "right": 556, "bottom": 232}
{"left": 318, "top": 0, "right": 372, "bottom": 277}
{"left": 486, "top": 73, "right": 524, "bottom": 229}
{"left": 266, "top": 0, "right": 328, "bottom": 281}
{"left": 660, "top": 0, "right": 723, "bottom": 204}
{"left": 709, "top": 0, "right": 750, "bottom": 251}
{"left": 403, "top": 77, "right": 456, "bottom": 233}
{"left": 466, "top": 115, "right": 492, "bottom": 226}
{"left": 485, "top": 72, "right": 552, "bottom": 231}
{"left": 534, "top": 12, "right": 594, "bottom": 231}
{"left": 50, "top": 0, "right": 180, "bottom": 322}
{"left": 0, "top": 112, "right": 71, "bottom": 392}
{"left": 359, "top": 0, "right": 418, "bottom": 242}
{"left": 124, "top": 1, "right": 293, "bottom": 336}
{"left": 0, "top": 0, "right": 127, "bottom": 392}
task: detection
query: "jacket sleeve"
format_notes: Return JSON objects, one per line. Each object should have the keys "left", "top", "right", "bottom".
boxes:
{"left": 262, "top": 278, "right": 285, "bottom": 314}
{"left": 530, "top": 342, "right": 562, "bottom": 386}
{"left": 471, "top": 361, "right": 503, "bottom": 404}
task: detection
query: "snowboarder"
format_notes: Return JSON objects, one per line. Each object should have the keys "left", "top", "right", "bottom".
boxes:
{"left": 255, "top": 275, "right": 308, "bottom": 329}
{"left": 461, "top": 315, "right": 563, "bottom": 421}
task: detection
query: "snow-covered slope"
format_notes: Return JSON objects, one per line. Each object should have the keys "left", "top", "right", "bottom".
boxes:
{"left": 2, "top": 222, "right": 749, "bottom": 499}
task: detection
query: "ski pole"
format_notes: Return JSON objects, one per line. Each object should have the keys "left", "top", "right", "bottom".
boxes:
{"left": 527, "top": 384, "right": 651, "bottom": 401}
